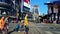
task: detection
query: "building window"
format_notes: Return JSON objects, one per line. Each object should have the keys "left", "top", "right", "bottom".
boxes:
{"left": 2, "top": 0, "right": 5, "bottom": 2}
{"left": 0, "top": 0, "right": 2, "bottom": 2}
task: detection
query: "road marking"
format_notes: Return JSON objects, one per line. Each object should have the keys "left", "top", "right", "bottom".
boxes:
{"left": 45, "top": 31, "right": 53, "bottom": 34}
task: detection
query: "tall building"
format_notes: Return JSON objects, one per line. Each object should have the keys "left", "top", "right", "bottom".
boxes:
{"left": 0, "top": 0, "right": 12, "bottom": 17}
{"left": 0, "top": 0, "right": 31, "bottom": 19}
{"left": 45, "top": 1, "right": 60, "bottom": 24}
{"left": 0, "top": 0, "right": 21, "bottom": 18}
{"left": 32, "top": 5, "right": 39, "bottom": 20}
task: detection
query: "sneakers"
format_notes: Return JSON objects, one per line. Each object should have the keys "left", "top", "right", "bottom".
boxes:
{"left": 18, "top": 31, "right": 20, "bottom": 32}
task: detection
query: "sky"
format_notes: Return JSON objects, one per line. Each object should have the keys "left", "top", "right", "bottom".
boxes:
{"left": 31, "top": 0, "right": 57, "bottom": 15}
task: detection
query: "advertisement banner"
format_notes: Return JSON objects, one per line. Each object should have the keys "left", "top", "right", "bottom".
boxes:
{"left": 53, "top": 4, "right": 58, "bottom": 13}
{"left": 48, "top": 5, "right": 52, "bottom": 14}
{"left": 24, "top": 0, "right": 30, "bottom": 8}
{"left": 53, "top": 8, "right": 58, "bottom": 13}
{"left": 23, "top": 6, "right": 30, "bottom": 12}
{"left": 48, "top": 7, "right": 52, "bottom": 14}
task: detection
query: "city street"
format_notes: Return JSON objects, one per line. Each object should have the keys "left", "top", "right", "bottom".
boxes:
{"left": 10, "top": 22, "right": 60, "bottom": 34}
{"left": 34, "top": 23, "right": 60, "bottom": 34}
{"left": 0, "top": 0, "right": 60, "bottom": 34}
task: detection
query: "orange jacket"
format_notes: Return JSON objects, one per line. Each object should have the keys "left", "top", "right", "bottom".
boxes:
{"left": 0, "top": 19, "right": 5, "bottom": 29}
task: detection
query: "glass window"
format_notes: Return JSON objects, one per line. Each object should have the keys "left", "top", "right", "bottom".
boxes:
{"left": 2, "top": 0, "right": 5, "bottom": 2}
{"left": 35, "top": 9, "right": 39, "bottom": 14}
{"left": 0, "top": 0, "right": 2, "bottom": 2}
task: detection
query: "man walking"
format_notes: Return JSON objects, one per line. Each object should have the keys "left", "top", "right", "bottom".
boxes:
{"left": 5, "top": 16, "right": 9, "bottom": 34}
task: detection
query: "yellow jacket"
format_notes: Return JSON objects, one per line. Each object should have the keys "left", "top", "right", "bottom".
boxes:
{"left": 24, "top": 16, "right": 28, "bottom": 26}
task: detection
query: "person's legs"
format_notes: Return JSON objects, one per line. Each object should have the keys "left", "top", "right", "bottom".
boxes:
{"left": 6, "top": 26, "right": 8, "bottom": 34}
{"left": 16, "top": 26, "right": 20, "bottom": 32}
{"left": 15, "top": 28, "right": 18, "bottom": 32}
{"left": 2, "top": 29, "right": 6, "bottom": 34}
{"left": 0, "top": 29, "right": 2, "bottom": 34}
{"left": 26, "top": 27, "right": 29, "bottom": 34}
{"left": 24, "top": 26, "right": 29, "bottom": 34}
{"left": 24, "top": 26, "right": 26, "bottom": 34}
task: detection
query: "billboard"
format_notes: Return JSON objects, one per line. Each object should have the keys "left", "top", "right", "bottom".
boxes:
{"left": 24, "top": 0, "right": 30, "bottom": 8}
{"left": 53, "top": 4, "right": 58, "bottom": 13}
{"left": 23, "top": 6, "right": 30, "bottom": 11}
{"left": 23, "top": 0, "right": 30, "bottom": 12}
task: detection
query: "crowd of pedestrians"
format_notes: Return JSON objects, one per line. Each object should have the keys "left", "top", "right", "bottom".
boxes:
{"left": 0, "top": 13, "right": 29, "bottom": 34}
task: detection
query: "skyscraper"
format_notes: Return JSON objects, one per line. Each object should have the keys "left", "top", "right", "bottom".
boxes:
{"left": 45, "top": 1, "right": 60, "bottom": 24}
{"left": 32, "top": 5, "right": 39, "bottom": 20}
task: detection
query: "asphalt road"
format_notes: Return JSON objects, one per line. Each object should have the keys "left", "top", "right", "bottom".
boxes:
{"left": 34, "top": 23, "right": 60, "bottom": 34}
{"left": 8, "top": 22, "right": 60, "bottom": 34}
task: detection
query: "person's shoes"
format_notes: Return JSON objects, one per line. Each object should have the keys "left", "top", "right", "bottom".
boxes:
{"left": 18, "top": 31, "right": 20, "bottom": 32}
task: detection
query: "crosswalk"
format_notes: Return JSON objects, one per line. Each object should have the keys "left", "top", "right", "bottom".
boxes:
{"left": 10, "top": 22, "right": 60, "bottom": 34}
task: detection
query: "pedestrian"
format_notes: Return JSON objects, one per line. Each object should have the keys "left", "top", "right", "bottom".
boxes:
{"left": 0, "top": 16, "right": 2, "bottom": 34}
{"left": 14, "top": 22, "right": 20, "bottom": 32}
{"left": 0, "top": 16, "right": 5, "bottom": 34}
{"left": 5, "top": 16, "right": 9, "bottom": 34}
{"left": 24, "top": 13, "right": 29, "bottom": 34}
{"left": 53, "top": 20, "right": 56, "bottom": 24}
{"left": 18, "top": 20, "right": 21, "bottom": 32}
{"left": 8, "top": 20, "right": 15, "bottom": 34}
{"left": 11, "top": 19, "right": 19, "bottom": 32}
{"left": 20, "top": 19, "right": 24, "bottom": 31}
{"left": 46, "top": 19, "right": 48, "bottom": 24}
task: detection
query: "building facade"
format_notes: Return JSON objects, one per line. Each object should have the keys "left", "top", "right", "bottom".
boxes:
{"left": 32, "top": 5, "right": 39, "bottom": 21}
{"left": 20, "top": 0, "right": 31, "bottom": 19}
{"left": 45, "top": 1, "right": 60, "bottom": 24}
{"left": 0, "top": 0, "right": 31, "bottom": 20}
{"left": 0, "top": 0, "right": 21, "bottom": 18}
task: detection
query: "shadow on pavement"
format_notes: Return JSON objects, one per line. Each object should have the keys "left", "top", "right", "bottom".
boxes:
{"left": 8, "top": 30, "right": 14, "bottom": 34}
